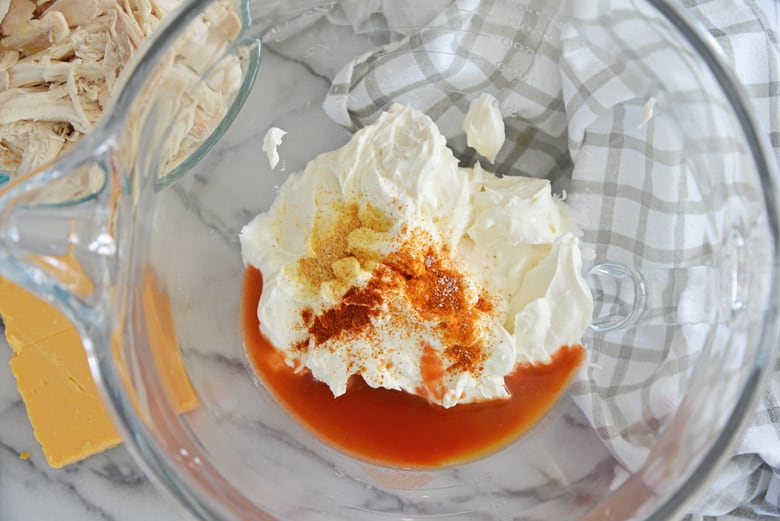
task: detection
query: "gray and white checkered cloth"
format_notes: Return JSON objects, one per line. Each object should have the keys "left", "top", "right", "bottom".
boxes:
{"left": 277, "top": 0, "right": 780, "bottom": 518}
{"left": 677, "top": 3, "right": 780, "bottom": 520}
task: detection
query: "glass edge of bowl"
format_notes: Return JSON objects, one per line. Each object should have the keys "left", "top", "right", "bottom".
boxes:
{"left": 41, "top": 0, "right": 780, "bottom": 520}
{"left": 154, "top": 42, "right": 262, "bottom": 191}
{"left": 632, "top": 1, "right": 780, "bottom": 520}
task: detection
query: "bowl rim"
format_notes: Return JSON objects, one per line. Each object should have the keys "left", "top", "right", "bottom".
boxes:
{"left": 613, "top": 0, "right": 780, "bottom": 519}
{"left": 0, "top": 0, "right": 260, "bottom": 195}
{"left": 51, "top": 0, "right": 780, "bottom": 520}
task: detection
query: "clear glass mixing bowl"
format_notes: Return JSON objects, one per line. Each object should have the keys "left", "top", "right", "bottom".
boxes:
{"left": 1, "top": 1, "right": 779, "bottom": 520}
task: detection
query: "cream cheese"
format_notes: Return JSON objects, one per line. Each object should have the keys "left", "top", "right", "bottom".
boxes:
{"left": 262, "top": 127, "right": 287, "bottom": 169}
{"left": 463, "top": 93, "right": 505, "bottom": 163}
{"left": 241, "top": 104, "right": 592, "bottom": 408}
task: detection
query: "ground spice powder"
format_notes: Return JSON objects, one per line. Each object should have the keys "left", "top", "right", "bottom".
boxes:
{"left": 305, "top": 278, "right": 384, "bottom": 345}
{"left": 296, "top": 203, "right": 494, "bottom": 383}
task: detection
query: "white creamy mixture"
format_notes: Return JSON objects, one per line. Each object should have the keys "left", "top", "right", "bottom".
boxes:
{"left": 463, "top": 93, "right": 505, "bottom": 163}
{"left": 262, "top": 127, "right": 287, "bottom": 169}
{"left": 241, "top": 104, "right": 592, "bottom": 408}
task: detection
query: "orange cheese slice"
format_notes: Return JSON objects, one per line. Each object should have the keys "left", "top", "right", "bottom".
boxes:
{"left": 142, "top": 269, "right": 200, "bottom": 414}
{"left": 1, "top": 278, "right": 72, "bottom": 354}
{"left": 8, "top": 326, "right": 123, "bottom": 466}
{"left": 0, "top": 265, "right": 199, "bottom": 468}
{"left": 0, "top": 275, "right": 121, "bottom": 467}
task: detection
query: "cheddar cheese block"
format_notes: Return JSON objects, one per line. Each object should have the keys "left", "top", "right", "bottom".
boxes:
{"left": 0, "top": 269, "right": 199, "bottom": 467}
{"left": 0, "top": 276, "right": 121, "bottom": 467}
{"left": 8, "top": 325, "right": 123, "bottom": 466}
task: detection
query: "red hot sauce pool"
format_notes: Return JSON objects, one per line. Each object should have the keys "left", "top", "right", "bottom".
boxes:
{"left": 242, "top": 266, "right": 584, "bottom": 467}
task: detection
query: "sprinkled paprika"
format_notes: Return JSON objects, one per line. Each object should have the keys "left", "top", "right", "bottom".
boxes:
{"left": 297, "top": 223, "right": 494, "bottom": 382}
{"left": 304, "top": 278, "right": 384, "bottom": 346}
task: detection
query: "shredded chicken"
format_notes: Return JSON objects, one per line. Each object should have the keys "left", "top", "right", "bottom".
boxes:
{"left": 0, "top": 0, "right": 245, "bottom": 178}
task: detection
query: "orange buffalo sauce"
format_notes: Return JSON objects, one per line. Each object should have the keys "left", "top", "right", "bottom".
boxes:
{"left": 242, "top": 266, "right": 584, "bottom": 467}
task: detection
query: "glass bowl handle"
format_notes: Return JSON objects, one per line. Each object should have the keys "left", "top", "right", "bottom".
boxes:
{"left": 0, "top": 142, "right": 115, "bottom": 328}
{"left": 589, "top": 228, "right": 749, "bottom": 332}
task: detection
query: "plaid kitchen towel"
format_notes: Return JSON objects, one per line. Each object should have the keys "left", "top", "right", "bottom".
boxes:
{"left": 677, "top": 3, "right": 780, "bottom": 519}
{"left": 272, "top": 0, "right": 780, "bottom": 518}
